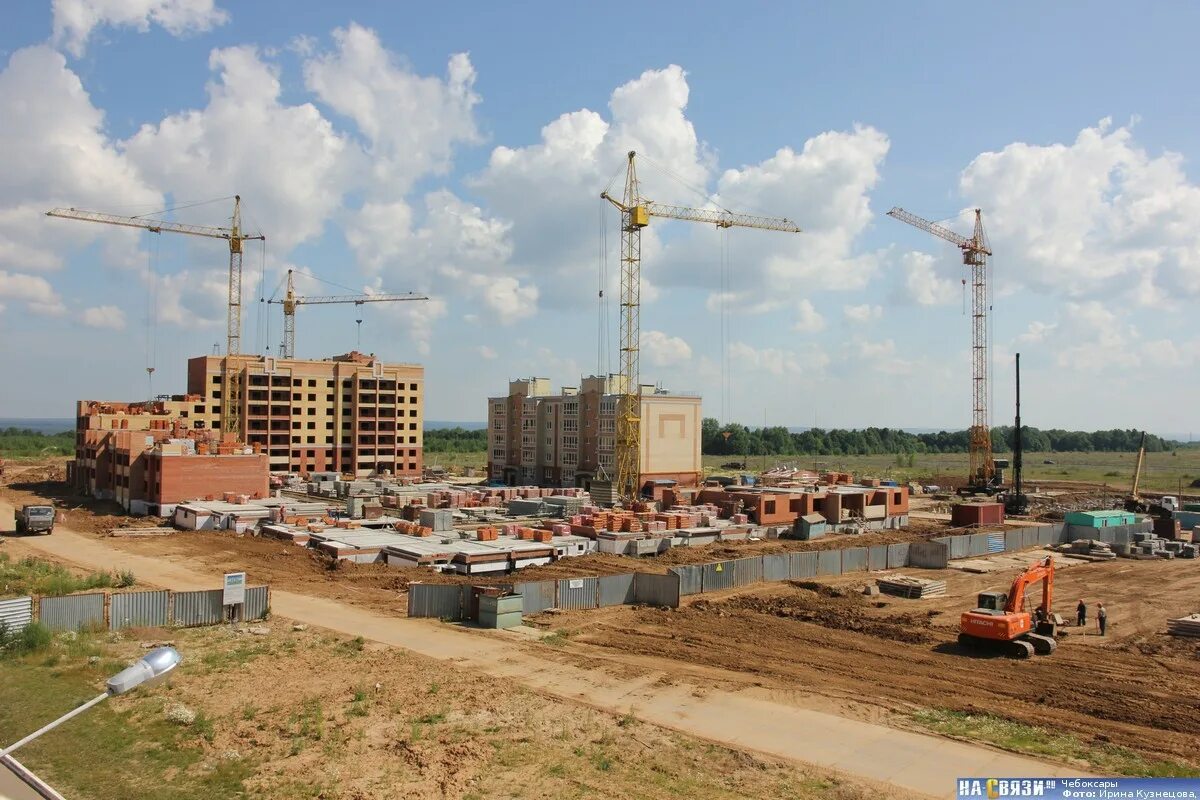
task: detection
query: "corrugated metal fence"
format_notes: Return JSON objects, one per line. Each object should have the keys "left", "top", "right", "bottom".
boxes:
{"left": 408, "top": 584, "right": 464, "bottom": 620}
{"left": 39, "top": 593, "right": 104, "bottom": 631}
{"left": 172, "top": 589, "right": 225, "bottom": 627}
{"left": 557, "top": 577, "right": 598, "bottom": 611}
{"left": 598, "top": 574, "right": 635, "bottom": 607}
{"left": 0, "top": 596, "right": 33, "bottom": 630}
{"left": 110, "top": 590, "right": 168, "bottom": 630}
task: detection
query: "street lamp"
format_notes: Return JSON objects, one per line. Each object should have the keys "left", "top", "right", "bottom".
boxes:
{"left": 0, "top": 647, "right": 182, "bottom": 758}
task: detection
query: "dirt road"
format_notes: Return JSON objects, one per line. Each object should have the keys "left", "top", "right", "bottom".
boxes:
{"left": 0, "top": 499, "right": 1076, "bottom": 799}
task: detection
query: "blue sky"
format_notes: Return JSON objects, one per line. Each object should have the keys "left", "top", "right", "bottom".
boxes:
{"left": 1, "top": 1, "right": 1198, "bottom": 436}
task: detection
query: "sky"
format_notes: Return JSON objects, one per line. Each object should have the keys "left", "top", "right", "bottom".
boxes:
{"left": 0, "top": 1, "right": 1198, "bottom": 437}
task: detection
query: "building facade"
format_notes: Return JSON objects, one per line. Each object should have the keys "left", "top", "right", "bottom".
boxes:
{"left": 185, "top": 351, "right": 424, "bottom": 477}
{"left": 487, "top": 375, "right": 702, "bottom": 491}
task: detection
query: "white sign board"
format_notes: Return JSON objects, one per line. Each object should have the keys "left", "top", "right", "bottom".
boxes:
{"left": 223, "top": 572, "right": 246, "bottom": 606}
{"left": 568, "top": 579, "right": 584, "bottom": 590}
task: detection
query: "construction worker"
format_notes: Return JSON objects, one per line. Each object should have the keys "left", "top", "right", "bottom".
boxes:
{"left": 1097, "top": 603, "right": 1107, "bottom": 636}
{"left": 1076, "top": 599, "right": 1087, "bottom": 627}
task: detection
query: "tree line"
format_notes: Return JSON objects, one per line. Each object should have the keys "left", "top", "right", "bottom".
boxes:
{"left": 0, "top": 428, "right": 75, "bottom": 458}
{"left": 423, "top": 426, "right": 488, "bottom": 453}
{"left": 700, "top": 419, "right": 1185, "bottom": 457}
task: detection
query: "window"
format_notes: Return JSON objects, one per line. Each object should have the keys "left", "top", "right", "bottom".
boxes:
{"left": 292, "top": 393, "right": 301, "bottom": 401}
{"left": 308, "top": 379, "right": 316, "bottom": 387}
{"left": 326, "top": 422, "right": 334, "bottom": 429}
{"left": 193, "top": 405, "right": 204, "bottom": 414}
{"left": 409, "top": 383, "right": 417, "bottom": 390}
{"left": 408, "top": 436, "right": 416, "bottom": 444}
{"left": 409, "top": 423, "right": 417, "bottom": 430}
{"left": 293, "top": 379, "right": 302, "bottom": 386}
{"left": 292, "top": 421, "right": 301, "bottom": 429}
{"left": 306, "top": 436, "right": 315, "bottom": 444}
{"left": 325, "top": 407, "right": 334, "bottom": 415}
{"left": 211, "top": 390, "right": 222, "bottom": 399}
{"left": 307, "top": 422, "right": 316, "bottom": 430}
{"left": 292, "top": 435, "right": 300, "bottom": 443}
{"left": 492, "top": 448, "right": 506, "bottom": 459}
{"left": 561, "top": 435, "right": 578, "bottom": 449}
{"left": 212, "top": 375, "right": 223, "bottom": 385}
{"left": 210, "top": 406, "right": 219, "bottom": 414}
{"left": 307, "top": 449, "right": 316, "bottom": 457}
{"left": 562, "top": 450, "right": 577, "bottom": 466}
{"left": 563, "top": 419, "right": 578, "bottom": 432}
{"left": 326, "top": 380, "right": 335, "bottom": 388}
{"left": 308, "top": 393, "right": 316, "bottom": 401}
{"left": 342, "top": 421, "right": 351, "bottom": 430}
{"left": 342, "top": 395, "right": 352, "bottom": 403}
{"left": 409, "top": 449, "right": 417, "bottom": 457}
{"left": 409, "top": 409, "right": 417, "bottom": 417}
{"left": 307, "top": 408, "right": 316, "bottom": 415}
{"left": 325, "top": 436, "right": 333, "bottom": 443}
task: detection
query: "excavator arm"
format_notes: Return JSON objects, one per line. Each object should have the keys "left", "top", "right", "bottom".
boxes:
{"left": 1005, "top": 556, "right": 1054, "bottom": 614}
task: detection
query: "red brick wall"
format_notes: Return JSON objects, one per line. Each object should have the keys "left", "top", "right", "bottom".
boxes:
{"left": 150, "top": 453, "right": 269, "bottom": 503}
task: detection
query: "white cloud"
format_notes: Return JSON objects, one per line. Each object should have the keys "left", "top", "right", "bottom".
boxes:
{"left": 961, "top": 118, "right": 1200, "bottom": 302}
{"left": 477, "top": 345, "right": 497, "bottom": 360}
{"left": 0, "top": 46, "right": 161, "bottom": 274}
{"left": 122, "top": 45, "right": 350, "bottom": 254}
{"left": 640, "top": 330, "right": 692, "bottom": 367}
{"left": 843, "top": 303, "right": 882, "bottom": 323}
{"left": 469, "top": 274, "right": 537, "bottom": 325}
{"left": 81, "top": 304, "right": 126, "bottom": 329}
{"left": 899, "top": 250, "right": 959, "bottom": 306}
{"left": 729, "top": 341, "right": 828, "bottom": 376}
{"left": 792, "top": 298, "right": 825, "bottom": 333}
{"left": 53, "top": 0, "right": 229, "bottom": 57}
{"left": 0, "top": 270, "right": 66, "bottom": 316}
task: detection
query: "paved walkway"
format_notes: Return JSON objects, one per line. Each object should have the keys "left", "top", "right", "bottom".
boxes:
{"left": 0, "top": 502, "right": 1082, "bottom": 799}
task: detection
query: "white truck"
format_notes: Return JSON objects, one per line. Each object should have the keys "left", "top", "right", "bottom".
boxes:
{"left": 15, "top": 504, "right": 55, "bottom": 535}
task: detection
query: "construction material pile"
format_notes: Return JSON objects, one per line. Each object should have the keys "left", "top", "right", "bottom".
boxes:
{"left": 1054, "top": 539, "right": 1117, "bottom": 560}
{"left": 1127, "top": 530, "right": 1198, "bottom": 559}
{"left": 1166, "top": 614, "right": 1200, "bottom": 638}
{"left": 876, "top": 574, "right": 947, "bottom": 599}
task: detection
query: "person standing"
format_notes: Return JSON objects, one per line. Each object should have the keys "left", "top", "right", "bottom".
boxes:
{"left": 1076, "top": 599, "right": 1087, "bottom": 627}
{"left": 1097, "top": 603, "right": 1107, "bottom": 636}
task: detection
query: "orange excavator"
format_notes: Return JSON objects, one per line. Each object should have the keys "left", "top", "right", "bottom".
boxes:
{"left": 958, "top": 555, "right": 1060, "bottom": 658}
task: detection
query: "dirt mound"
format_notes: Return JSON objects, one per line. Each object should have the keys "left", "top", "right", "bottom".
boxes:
{"left": 692, "top": 584, "right": 939, "bottom": 645}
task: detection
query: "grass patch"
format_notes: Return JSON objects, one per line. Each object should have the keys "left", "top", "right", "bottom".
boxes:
{"left": 541, "top": 631, "right": 569, "bottom": 648}
{"left": 0, "top": 621, "right": 53, "bottom": 660}
{"left": 0, "top": 553, "right": 133, "bottom": 596}
{"left": 911, "top": 708, "right": 1200, "bottom": 777}
{"left": 200, "top": 642, "right": 268, "bottom": 672}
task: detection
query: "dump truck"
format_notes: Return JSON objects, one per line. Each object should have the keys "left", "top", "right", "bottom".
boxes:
{"left": 15, "top": 504, "right": 55, "bottom": 535}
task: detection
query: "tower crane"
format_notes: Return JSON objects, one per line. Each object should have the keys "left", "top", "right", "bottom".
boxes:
{"left": 267, "top": 269, "right": 429, "bottom": 359}
{"left": 601, "top": 151, "right": 802, "bottom": 504}
{"left": 47, "top": 197, "right": 264, "bottom": 435}
{"left": 887, "top": 206, "right": 995, "bottom": 492}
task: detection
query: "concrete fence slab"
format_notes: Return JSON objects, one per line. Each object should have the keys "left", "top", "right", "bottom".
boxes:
{"left": 886, "top": 542, "right": 909, "bottom": 569}
{"left": 516, "top": 580, "right": 556, "bottom": 614}
{"left": 967, "top": 533, "right": 989, "bottom": 557}
{"left": 949, "top": 535, "right": 970, "bottom": 560}
{"left": 907, "top": 540, "right": 949, "bottom": 569}
{"left": 1005, "top": 530, "right": 1024, "bottom": 551}
{"left": 867, "top": 545, "right": 888, "bottom": 571}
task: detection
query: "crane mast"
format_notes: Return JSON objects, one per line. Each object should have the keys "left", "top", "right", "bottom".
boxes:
{"left": 269, "top": 269, "right": 429, "bottom": 359}
{"left": 47, "top": 196, "right": 265, "bottom": 436}
{"left": 601, "top": 151, "right": 801, "bottom": 504}
{"left": 887, "top": 206, "right": 994, "bottom": 489}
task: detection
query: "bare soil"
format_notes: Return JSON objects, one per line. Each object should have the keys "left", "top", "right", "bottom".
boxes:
{"left": 543, "top": 557, "right": 1200, "bottom": 766}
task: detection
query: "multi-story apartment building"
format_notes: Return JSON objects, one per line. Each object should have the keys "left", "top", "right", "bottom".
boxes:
{"left": 185, "top": 351, "right": 424, "bottom": 477}
{"left": 487, "top": 375, "right": 702, "bottom": 491}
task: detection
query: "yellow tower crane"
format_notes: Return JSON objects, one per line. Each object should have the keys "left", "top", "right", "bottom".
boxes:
{"left": 600, "top": 151, "right": 802, "bottom": 504}
{"left": 47, "top": 197, "right": 265, "bottom": 435}
{"left": 886, "top": 206, "right": 994, "bottom": 491}
{"left": 268, "top": 269, "right": 429, "bottom": 359}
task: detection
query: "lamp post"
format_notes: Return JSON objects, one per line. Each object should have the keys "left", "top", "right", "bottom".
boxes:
{"left": 0, "top": 647, "right": 182, "bottom": 758}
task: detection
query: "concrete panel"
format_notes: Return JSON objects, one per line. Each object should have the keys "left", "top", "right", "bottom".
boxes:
{"left": 1005, "top": 530, "right": 1024, "bottom": 552}
{"left": 598, "top": 574, "right": 636, "bottom": 607}
{"left": 791, "top": 551, "right": 818, "bottom": 579}
{"left": 762, "top": 554, "right": 790, "bottom": 582}
{"left": 702, "top": 561, "right": 736, "bottom": 592}
{"left": 407, "top": 584, "right": 462, "bottom": 620}
{"left": 817, "top": 549, "right": 841, "bottom": 576}
{"left": 967, "top": 533, "right": 989, "bottom": 557}
{"left": 949, "top": 535, "right": 970, "bottom": 560}
{"left": 669, "top": 565, "right": 702, "bottom": 596}
{"left": 244, "top": 586, "right": 269, "bottom": 621}
{"left": 39, "top": 593, "right": 104, "bottom": 631}
{"left": 1038, "top": 527, "right": 1055, "bottom": 546}
{"left": 731, "top": 557, "right": 763, "bottom": 588}
{"left": 557, "top": 577, "right": 598, "bottom": 610}
{"left": 110, "top": 590, "right": 168, "bottom": 630}
{"left": 907, "top": 541, "right": 949, "bottom": 569}
{"left": 634, "top": 572, "right": 680, "bottom": 608}
{"left": 841, "top": 547, "right": 868, "bottom": 572}
{"left": 516, "top": 580, "right": 556, "bottom": 614}
{"left": 0, "top": 596, "right": 33, "bottom": 630}
{"left": 867, "top": 545, "right": 888, "bottom": 571}
{"left": 886, "top": 542, "right": 909, "bottom": 569}
{"left": 1022, "top": 529, "right": 1039, "bottom": 549}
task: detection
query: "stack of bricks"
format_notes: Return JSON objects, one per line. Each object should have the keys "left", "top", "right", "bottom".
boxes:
{"left": 475, "top": 527, "right": 498, "bottom": 541}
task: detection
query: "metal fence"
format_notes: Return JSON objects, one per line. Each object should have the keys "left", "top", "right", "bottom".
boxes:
{"left": 408, "top": 584, "right": 464, "bottom": 620}
{"left": 598, "top": 574, "right": 635, "bottom": 607}
{"left": 762, "top": 554, "right": 790, "bottom": 582}
{"left": 173, "top": 589, "right": 225, "bottom": 627}
{"left": 817, "top": 549, "right": 841, "bottom": 576}
{"left": 39, "top": 593, "right": 105, "bottom": 631}
{"left": 557, "top": 577, "right": 598, "bottom": 611}
{"left": 670, "top": 565, "right": 703, "bottom": 596}
{"left": 841, "top": 547, "right": 867, "bottom": 572}
{"left": 244, "top": 586, "right": 270, "bottom": 621}
{"left": 110, "top": 590, "right": 168, "bottom": 630}
{"left": 0, "top": 596, "right": 33, "bottom": 630}
{"left": 516, "top": 580, "right": 556, "bottom": 614}
{"left": 633, "top": 573, "right": 680, "bottom": 607}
